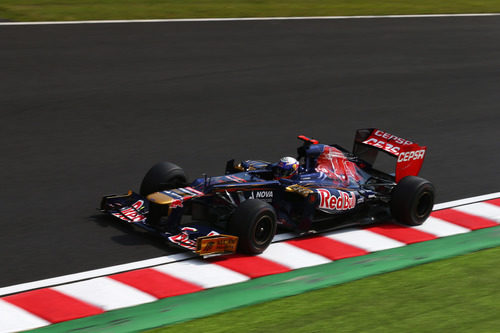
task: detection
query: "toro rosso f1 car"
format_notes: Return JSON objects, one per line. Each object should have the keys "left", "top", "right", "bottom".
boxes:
{"left": 100, "top": 129, "right": 435, "bottom": 256}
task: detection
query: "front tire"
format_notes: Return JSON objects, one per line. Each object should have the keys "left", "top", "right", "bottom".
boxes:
{"left": 391, "top": 176, "right": 435, "bottom": 226}
{"left": 228, "top": 199, "right": 277, "bottom": 255}
{"left": 140, "top": 161, "right": 187, "bottom": 196}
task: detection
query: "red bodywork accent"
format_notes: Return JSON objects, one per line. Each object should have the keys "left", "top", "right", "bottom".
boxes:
{"left": 298, "top": 135, "right": 319, "bottom": 145}
{"left": 315, "top": 145, "right": 362, "bottom": 183}
{"left": 395, "top": 144, "right": 427, "bottom": 182}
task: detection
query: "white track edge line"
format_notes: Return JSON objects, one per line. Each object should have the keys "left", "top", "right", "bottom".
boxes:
{"left": 1, "top": 13, "right": 500, "bottom": 26}
{"left": 433, "top": 192, "right": 500, "bottom": 210}
{"left": 0, "top": 252, "right": 196, "bottom": 297}
{"left": 1, "top": 191, "right": 498, "bottom": 296}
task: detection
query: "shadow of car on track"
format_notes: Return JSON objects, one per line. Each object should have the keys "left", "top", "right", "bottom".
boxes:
{"left": 88, "top": 213, "right": 181, "bottom": 251}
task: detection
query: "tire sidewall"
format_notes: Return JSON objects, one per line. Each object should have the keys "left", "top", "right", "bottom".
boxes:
{"left": 229, "top": 199, "right": 277, "bottom": 254}
{"left": 391, "top": 176, "right": 435, "bottom": 226}
{"left": 246, "top": 207, "right": 277, "bottom": 253}
{"left": 140, "top": 161, "right": 187, "bottom": 196}
{"left": 409, "top": 183, "right": 434, "bottom": 223}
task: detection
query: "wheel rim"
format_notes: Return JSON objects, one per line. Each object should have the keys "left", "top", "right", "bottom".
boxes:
{"left": 416, "top": 191, "right": 433, "bottom": 219}
{"left": 253, "top": 215, "right": 273, "bottom": 246}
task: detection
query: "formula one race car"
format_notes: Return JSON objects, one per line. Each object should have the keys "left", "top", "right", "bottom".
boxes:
{"left": 101, "top": 129, "right": 434, "bottom": 256}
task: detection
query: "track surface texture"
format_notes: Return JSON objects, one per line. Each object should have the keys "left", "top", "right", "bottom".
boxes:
{"left": 1, "top": 16, "right": 499, "bottom": 287}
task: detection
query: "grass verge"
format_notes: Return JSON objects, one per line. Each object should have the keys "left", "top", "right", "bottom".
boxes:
{"left": 1, "top": 0, "right": 500, "bottom": 22}
{"left": 150, "top": 246, "right": 500, "bottom": 332}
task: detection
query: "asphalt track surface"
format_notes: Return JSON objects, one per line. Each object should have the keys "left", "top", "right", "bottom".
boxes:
{"left": 1, "top": 16, "right": 499, "bottom": 288}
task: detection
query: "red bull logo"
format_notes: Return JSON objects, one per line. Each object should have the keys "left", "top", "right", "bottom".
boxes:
{"left": 317, "top": 189, "right": 356, "bottom": 211}
{"left": 112, "top": 200, "right": 146, "bottom": 222}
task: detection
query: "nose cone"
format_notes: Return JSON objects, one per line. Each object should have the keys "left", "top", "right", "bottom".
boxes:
{"left": 147, "top": 192, "right": 175, "bottom": 205}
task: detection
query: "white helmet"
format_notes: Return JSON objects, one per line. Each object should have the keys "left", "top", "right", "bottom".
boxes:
{"left": 274, "top": 157, "right": 300, "bottom": 179}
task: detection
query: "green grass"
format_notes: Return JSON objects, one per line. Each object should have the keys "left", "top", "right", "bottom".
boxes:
{"left": 1, "top": 0, "right": 500, "bottom": 22}
{"left": 149, "top": 246, "right": 500, "bottom": 332}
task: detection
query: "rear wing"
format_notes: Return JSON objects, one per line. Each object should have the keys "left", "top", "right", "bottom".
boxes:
{"left": 353, "top": 128, "right": 427, "bottom": 182}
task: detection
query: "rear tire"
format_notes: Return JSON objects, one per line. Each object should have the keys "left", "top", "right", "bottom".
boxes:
{"left": 228, "top": 199, "right": 277, "bottom": 255}
{"left": 140, "top": 161, "right": 187, "bottom": 196}
{"left": 391, "top": 176, "right": 435, "bottom": 226}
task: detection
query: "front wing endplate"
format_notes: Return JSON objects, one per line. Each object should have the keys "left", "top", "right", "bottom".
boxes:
{"left": 195, "top": 235, "right": 239, "bottom": 256}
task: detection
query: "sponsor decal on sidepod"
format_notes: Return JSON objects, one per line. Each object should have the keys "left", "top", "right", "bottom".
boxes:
{"left": 249, "top": 190, "right": 273, "bottom": 201}
{"left": 255, "top": 191, "right": 273, "bottom": 199}
{"left": 316, "top": 189, "right": 356, "bottom": 211}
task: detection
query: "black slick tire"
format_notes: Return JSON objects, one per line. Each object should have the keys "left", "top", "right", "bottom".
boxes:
{"left": 229, "top": 199, "right": 277, "bottom": 255}
{"left": 140, "top": 161, "right": 187, "bottom": 196}
{"left": 390, "top": 176, "right": 435, "bottom": 226}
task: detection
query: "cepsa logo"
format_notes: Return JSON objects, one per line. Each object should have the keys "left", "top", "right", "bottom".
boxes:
{"left": 362, "top": 130, "right": 414, "bottom": 155}
{"left": 397, "top": 149, "right": 425, "bottom": 162}
{"left": 373, "top": 130, "right": 414, "bottom": 145}
{"left": 317, "top": 189, "right": 356, "bottom": 211}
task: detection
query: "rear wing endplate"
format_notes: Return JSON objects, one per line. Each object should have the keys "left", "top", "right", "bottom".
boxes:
{"left": 353, "top": 128, "right": 427, "bottom": 182}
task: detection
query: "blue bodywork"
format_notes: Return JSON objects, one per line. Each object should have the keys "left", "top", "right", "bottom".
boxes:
{"left": 101, "top": 129, "right": 426, "bottom": 254}
{"left": 101, "top": 137, "right": 399, "bottom": 253}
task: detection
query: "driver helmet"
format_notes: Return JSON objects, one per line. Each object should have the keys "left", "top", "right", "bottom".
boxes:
{"left": 274, "top": 156, "right": 300, "bottom": 179}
